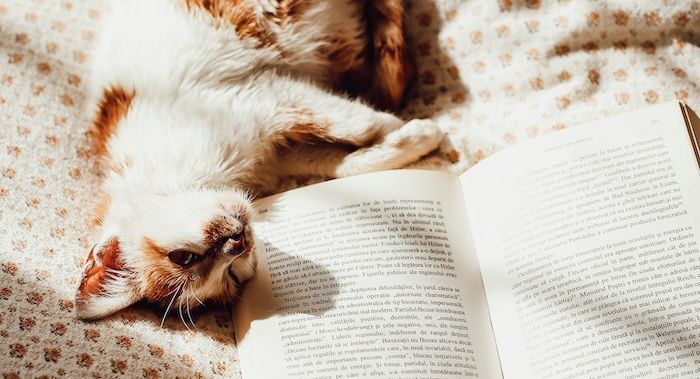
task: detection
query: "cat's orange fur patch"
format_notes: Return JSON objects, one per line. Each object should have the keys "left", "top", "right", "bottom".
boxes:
{"left": 77, "top": 238, "right": 124, "bottom": 300}
{"left": 324, "top": 1, "right": 412, "bottom": 111}
{"left": 143, "top": 238, "right": 167, "bottom": 257}
{"left": 365, "top": 0, "right": 413, "bottom": 110}
{"left": 141, "top": 238, "right": 179, "bottom": 303}
{"left": 91, "top": 86, "right": 135, "bottom": 156}
{"left": 323, "top": 38, "right": 367, "bottom": 90}
{"left": 267, "top": 0, "right": 308, "bottom": 26}
{"left": 203, "top": 215, "right": 236, "bottom": 246}
{"left": 185, "top": 0, "right": 276, "bottom": 47}
{"left": 279, "top": 108, "right": 334, "bottom": 144}
{"left": 286, "top": 122, "right": 335, "bottom": 143}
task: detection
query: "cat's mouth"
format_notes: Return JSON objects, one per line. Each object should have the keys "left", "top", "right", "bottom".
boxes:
{"left": 221, "top": 232, "right": 246, "bottom": 255}
{"left": 224, "top": 226, "right": 255, "bottom": 287}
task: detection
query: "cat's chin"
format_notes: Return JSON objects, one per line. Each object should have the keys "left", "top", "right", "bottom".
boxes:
{"left": 228, "top": 245, "right": 258, "bottom": 288}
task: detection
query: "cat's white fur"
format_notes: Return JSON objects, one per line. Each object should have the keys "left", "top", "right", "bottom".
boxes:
{"left": 77, "top": 0, "right": 443, "bottom": 320}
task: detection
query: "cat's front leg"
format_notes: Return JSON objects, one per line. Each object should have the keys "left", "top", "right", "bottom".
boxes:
{"left": 276, "top": 117, "right": 442, "bottom": 179}
{"left": 267, "top": 83, "right": 443, "bottom": 177}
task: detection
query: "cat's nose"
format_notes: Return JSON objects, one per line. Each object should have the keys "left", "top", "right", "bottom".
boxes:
{"left": 221, "top": 233, "right": 245, "bottom": 256}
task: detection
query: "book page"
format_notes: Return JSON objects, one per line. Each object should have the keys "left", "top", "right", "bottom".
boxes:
{"left": 461, "top": 102, "right": 700, "bottom": 378}
{"left": 234, "top": 170, "right": 501, "bottom": 379}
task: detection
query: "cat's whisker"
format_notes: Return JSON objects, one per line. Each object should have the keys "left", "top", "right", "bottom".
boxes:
{"left": 186, "top": 286, "right": 198, "bottom": 329}
{"left": 164, "top": 284, "right": 181, "bottom": 297}
{"left": 178, "top": 300, "right": 192, "bottom": 331}
{"left": 192, "top": 291, "right": 205, "bottom": 306}
{"left": 160, "top": 281, "right": 184, "bottom": 328}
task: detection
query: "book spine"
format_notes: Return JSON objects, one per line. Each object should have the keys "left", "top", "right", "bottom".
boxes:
{"left": 680, "top": 102, "right": 700, "bottom": 171}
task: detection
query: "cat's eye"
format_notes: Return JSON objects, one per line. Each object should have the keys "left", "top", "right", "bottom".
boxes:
{"left": 168, "top": 249, "right": 200, "bottom": 267}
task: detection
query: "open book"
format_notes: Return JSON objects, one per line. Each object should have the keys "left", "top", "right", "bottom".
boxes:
{"left": 233, "top": 102, "right": 700, "bottom": 378}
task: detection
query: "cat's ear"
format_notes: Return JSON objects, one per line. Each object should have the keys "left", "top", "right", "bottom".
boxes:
{"left": 75, "top": 237, "right": 140, "bottom": 320}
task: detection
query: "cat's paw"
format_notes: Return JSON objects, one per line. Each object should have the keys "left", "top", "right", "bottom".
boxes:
{"left": 386, "top": 119, "right": 444, "bottom": 157}
{"left": 334, "top": 119, "right": 443, "bottom": 177}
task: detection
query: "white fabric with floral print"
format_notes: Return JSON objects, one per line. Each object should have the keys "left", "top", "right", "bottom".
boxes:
{"left": 0, "top": 0, "right": 698, "bottom": 377}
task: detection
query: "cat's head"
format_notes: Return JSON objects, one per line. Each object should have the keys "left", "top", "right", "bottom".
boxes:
{"left": 75, "top": 187, "right": 257, "bottom": 320}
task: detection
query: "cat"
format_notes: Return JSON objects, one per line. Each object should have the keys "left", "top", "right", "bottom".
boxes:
{"left": 75, "top": 0, "right": 444, "bottom": 321}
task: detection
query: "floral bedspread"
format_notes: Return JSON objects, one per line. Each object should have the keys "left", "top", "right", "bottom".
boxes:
{"left": 0, "top": 0, "right": 698, "bottom": 377}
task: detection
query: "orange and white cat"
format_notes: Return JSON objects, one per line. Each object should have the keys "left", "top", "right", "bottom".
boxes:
{"left": 76, "top": 0, "right": 443, "bottom": 321}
